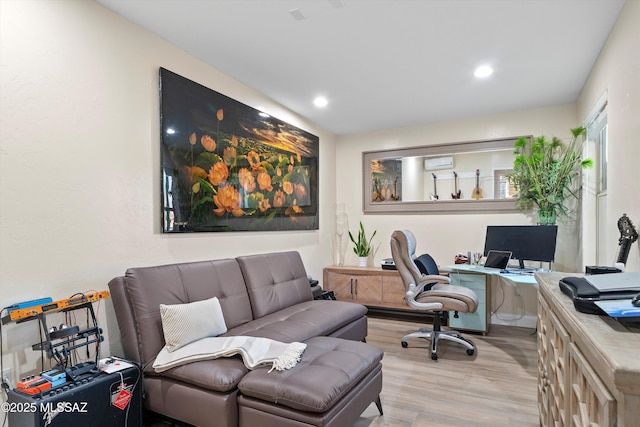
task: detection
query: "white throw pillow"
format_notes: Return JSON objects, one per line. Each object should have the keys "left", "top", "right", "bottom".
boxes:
{"left": 160, "top": 296, "right": 227, "bottom": 352}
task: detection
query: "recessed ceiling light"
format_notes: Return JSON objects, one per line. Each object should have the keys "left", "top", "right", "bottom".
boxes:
{"left": 313, "top": 96, "right": 328, "bottom": 108}
{"left": 474, "top": 66, "right": 493, "bottom": 78}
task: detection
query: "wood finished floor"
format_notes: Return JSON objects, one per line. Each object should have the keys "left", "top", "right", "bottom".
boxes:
{"left": 355, "top": 316, "right": 539, "bottom": 427}
{"left": 150, "top": 316, "right": 539, "bottom": 427}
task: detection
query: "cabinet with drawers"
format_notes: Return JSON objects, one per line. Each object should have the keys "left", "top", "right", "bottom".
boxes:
{"left": 447, "top": 272, "right": 490, "bottom": 334}
{"left": 322, "top": 266, "right": 408, "bottom": 310}
{"left": 536, "top": 272, "right": 640, "bottom": 427}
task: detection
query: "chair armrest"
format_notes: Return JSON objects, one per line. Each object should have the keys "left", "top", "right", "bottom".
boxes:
{"left": 415, "top": 274, "right": 451, "bottom": 293}
{"left": 419, "top": 274, "right": 451, "bottom": 285}
{"left": 405, "top": 275, "right": 451, "bottom": 311}
{"left": 405, "top": 283, "right": 445, "bottom": 311}
{"left": 409, "top": 275, "right": 450, "bottom": 295}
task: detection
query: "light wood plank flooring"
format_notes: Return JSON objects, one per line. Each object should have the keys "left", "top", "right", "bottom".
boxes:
{"left": 149, "top": 316, "right": 539, "bottom": 427}
{"left": 355, "top": 316, "right": 539, "bottom": 427}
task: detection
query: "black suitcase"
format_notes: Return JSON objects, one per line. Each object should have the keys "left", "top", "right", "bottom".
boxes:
{"left": 559, "top": 276, "right": 638, "bottom": 315}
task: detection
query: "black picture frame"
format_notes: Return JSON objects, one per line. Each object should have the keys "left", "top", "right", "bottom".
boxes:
{"left": 160, "top": 68, "right": 319, "bottom": 232}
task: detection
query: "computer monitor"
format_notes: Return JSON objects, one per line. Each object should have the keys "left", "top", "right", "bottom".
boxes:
{"left": 483, "top": 225, "right": 558, "bottom": 269}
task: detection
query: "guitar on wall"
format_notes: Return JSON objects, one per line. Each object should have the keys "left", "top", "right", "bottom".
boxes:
{"left": 390, "top": 176, "right": 400, "bottom": 201}
{"left": 451, "top": 171, "right": 461, "bottom": 199}
{"left": 616, "top": 213, "right": 638, "bottom": 265}
{"left": 429, "top": 173, "right": 439, "bottom": 200}
{"left": 471, "top": 169, "right": 484, "bottom": 200}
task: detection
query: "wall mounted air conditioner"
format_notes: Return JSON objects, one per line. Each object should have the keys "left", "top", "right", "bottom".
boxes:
{"left": 424, "top": 156, "right": 454, "bottom": 171}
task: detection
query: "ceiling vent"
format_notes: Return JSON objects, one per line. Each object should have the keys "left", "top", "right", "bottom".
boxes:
{"left": 424, "top": 156, "right": 454, "bottom": 171}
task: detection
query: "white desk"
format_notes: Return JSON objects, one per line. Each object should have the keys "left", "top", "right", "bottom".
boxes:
{"left": 446, "top": 263, "right": 540, "bottom": 285}
{"left": 445, "top": 264, "right": 543, "bottom": 332}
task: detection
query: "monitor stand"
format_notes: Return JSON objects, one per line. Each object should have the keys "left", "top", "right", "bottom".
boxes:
{"left": 506, "top": 259, "right": 539, "bottom": 273}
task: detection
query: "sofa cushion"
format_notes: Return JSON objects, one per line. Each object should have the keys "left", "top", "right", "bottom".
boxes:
{"left": 122, "top": 258, "right": 253, "bottom": 367}
{"left": 224, "top": 300, "right": 368, "bottom": 343}
{"left": 238, "top": 336, "right": 383, "bottom": 412}
{"left": 237, "top": 252, "right": 312, "bottom": 318}
{"left": 152, "top": 356, "right": 249, "bottom": 393}
{"left": 160, "top": 296, "right": 227, "bottom": 352}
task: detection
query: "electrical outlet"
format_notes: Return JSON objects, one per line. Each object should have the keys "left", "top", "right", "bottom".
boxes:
{"left": 2, "top": 367, "right": 13, "bottom": 389}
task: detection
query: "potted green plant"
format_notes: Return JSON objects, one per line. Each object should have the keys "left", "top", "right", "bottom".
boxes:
{"left": 349, "top": 222, "right": 377, "bottom": 267}
{"left": 507, "top": 127, "right": 593, "bottom": 225}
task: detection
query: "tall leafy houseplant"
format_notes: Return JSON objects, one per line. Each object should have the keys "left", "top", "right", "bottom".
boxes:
{"left": 508, "top": 127, "right": 593, "bottom": 225}
{"left": 349, "top": 222, "right": 376, "bottom": 266}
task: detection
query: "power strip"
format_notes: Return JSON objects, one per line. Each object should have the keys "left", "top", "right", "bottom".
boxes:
{"left": 7, "top": 297, "right": 53, "bottom": 313}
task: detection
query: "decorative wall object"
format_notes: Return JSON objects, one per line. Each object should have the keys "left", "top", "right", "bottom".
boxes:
{"left": 362, "top": 137, "right": 524, "bottom": 214}
{"left": 334, "top": 203, "right": 349, "bottom": 266}
{"left": 370, "top": 159, "right": 402, "bottom": 203}
{"left": 160, "top": 68, "right": 319, "bottom": 232}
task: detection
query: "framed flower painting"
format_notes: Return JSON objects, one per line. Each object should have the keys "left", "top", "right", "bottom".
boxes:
{"left": 160, "top": 68, "right": 319, "bottom": 232}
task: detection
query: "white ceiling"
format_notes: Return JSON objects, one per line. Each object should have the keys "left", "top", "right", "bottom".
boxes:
{"left": 96, "top": 0, "right": 625, "bottom": 136}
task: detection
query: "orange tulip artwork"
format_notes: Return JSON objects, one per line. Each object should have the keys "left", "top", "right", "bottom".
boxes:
{"left": 160, "top": 68, "right": 318, "bottom": 232}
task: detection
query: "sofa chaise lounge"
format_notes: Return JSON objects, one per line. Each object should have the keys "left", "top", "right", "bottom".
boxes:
{"left": 108, "top": 251, "right": 383, "bottom": 427}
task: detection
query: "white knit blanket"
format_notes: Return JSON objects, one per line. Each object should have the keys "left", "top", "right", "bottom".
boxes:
{"left": 153, "top": 336, "right": 307, "bottom": 373}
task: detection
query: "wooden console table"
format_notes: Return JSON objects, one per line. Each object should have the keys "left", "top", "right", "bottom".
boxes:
{"left": 323, "top": 266, "right": 490, "bottom": 329}
{"left": 535, "top": 272, "right": 640, "bottom": 427}
{"left": 322, "top": 266, "right": 408, "bottom": 311}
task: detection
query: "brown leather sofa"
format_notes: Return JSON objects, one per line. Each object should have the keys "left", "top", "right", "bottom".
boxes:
{"left": 108, "top": 251, "right": 380, "bottom": 427}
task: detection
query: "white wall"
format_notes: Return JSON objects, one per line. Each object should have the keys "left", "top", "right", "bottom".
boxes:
{"left": 336, "top": 105, "right": 581, "bottom": 326}
{"left": 578, "top": 0, "right": 640, "bottom": 272}
{"left": 336, "top": 104, "right": 579, "bottom": 270}
{"left": 0, "top": 0, "right": 336, "bottom": 381}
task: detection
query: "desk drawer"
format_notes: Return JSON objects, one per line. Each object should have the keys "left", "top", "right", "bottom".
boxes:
{"left": 448, "top": 273, "right": 488, "bottom": 333}
{"left": 449, "top": 302, "right": 487, "bottom": 332}
{"left": 450, "top": 273, "right": 486, "bottom": 303}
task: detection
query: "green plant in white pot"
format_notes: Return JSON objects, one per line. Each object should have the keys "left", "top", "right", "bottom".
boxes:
{"left": 349, "top": 222, "right": 377, "bottom": 267}
{"left": 507, "top": 127, "right": 593, "bottom": 225}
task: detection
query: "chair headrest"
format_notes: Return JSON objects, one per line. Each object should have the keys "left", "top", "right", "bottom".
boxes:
{"left": 402, "top": 230, "right": 417, "bottom": 258}
{"left": 391, "top": 230, "right": 426, "bottom": 288}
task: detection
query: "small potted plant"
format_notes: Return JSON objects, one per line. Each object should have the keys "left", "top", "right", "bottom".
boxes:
{"left": 349, "top": 222, "right": 377, "bottom": 267}
{"left": 507, "top": 127, "right": 593, "bottom": 225}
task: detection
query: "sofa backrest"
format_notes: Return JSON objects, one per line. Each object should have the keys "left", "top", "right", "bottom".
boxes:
{"left": 108, "top": 258, "right": 253, "bottom": 367}
{"left": 237, "top": 251, "right": 313, "bottom": 318}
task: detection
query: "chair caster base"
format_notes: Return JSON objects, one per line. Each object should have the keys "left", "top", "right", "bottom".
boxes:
{"left": 466, "top": 349, "right": 475, "bottom": 356}
{"left": 431, "top": 353, "right": 438, "bottom": 360}
{"left": 401, "top": 341, "right": 408, "bottom": 348}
